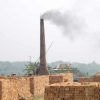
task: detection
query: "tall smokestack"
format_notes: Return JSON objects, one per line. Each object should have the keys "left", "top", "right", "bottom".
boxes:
{"left": 38, "top": 18, "right": 49, "bottom": 75}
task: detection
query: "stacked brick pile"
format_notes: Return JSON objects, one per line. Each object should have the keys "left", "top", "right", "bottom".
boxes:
{"left": 50, "top": 82, "right": 81, "bottom": 86}
{"left": 60, "top": 71, "right": 73, "bottom": 82}
{"left": 0, "top": 76, "right": 49, "bottom": 100}
{"left": 49, "top": 72, "right": 73, "bottom": 84}
{"left": 78, "top": 74, "right": 100, "bottom": 82}
{"left": 93, "top": 74, "right": 100, "bottom": 82}
{"left": 30, "top": 75, "right": 49, "bottom": 96}
{"left": 0, "top": 78, "right": 18, "bottom": 100}
{"left": 49, "top": 75, "right": 64, "bottom": 85}
{"left": 16, "top": 77, "right": 32, "bottom": 98}
{"left": 81, "top": 82, "right": 100, "bottom": 86}
{"left": 78, "top": 77, "right": 93, "bottom": 82}
{"left": 44, "top": 82, "right": 100, "bottom": 100}
{"left": 0, "top": 76, "right": 32, "bottom": 100}
{"left": 0, "top": 72, "right": 73, "bottom": 100}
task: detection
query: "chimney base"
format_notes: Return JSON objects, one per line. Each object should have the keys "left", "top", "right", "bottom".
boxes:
{"left": 38, "top": 66, "right": 49, "bottom": 75}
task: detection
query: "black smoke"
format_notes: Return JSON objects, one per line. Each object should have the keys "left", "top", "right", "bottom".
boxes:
{"left": 41, "top": 10, "right": 85, "bottom": 39}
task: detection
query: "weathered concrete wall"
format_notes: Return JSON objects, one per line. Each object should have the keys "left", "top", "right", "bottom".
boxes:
{"left": 44, "top": 82, "right": 100, "bottom": 100}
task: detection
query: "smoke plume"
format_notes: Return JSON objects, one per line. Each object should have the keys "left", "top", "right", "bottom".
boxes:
{"left": 41, "top": 10, "right": 85, "bottom": 39}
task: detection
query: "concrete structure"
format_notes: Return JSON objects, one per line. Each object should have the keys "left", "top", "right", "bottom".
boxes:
{"left": 53, "top": 63, "right": 72, "bottom": 73}
{"left": 38, "top": 19, "right": 49, "bottom": 75}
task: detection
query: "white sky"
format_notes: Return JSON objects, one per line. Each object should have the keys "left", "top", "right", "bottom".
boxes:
{"left": 0, "top": 0, "right": 100, "bottom": 64}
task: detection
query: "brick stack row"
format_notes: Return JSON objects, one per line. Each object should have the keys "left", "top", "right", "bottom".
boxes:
{"left": 49, "top": 75, "right": 64, "bottom": 85}
{"left": 16, "top": 77, "right": 32, "bottom": 98}
{"left": 0, "top": 79, "right": 18, "bottom": 100}
{"left": 79, "top": 74, "right": 100, "bottom": 83}
{"left": 0, "top": 77, "right": 32, "bottom": 100}
{"left": 49, "top": 72, "right": 73, "bottom": 85}
{"left": 60, "top": 72, "right": 73, "bottom": 82}
{"left": 93, "top": 74, "right": 100, "bottom": 82}
{"left": 44, "top": 82, "right": 100, "bottom": 100}
{"left": 78, "top": 77, "right": 93, "bottom": 82}
{"left": 0, "top": 72, "right": 73, "bottom": 100}
{"left": 0, "top": 76, "right": 49, "bottom": 100}
{"left": 30, "top": 75, "right": 49, "bottom": 96}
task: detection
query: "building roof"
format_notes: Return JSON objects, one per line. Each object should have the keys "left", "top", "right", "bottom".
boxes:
{"left": 53, "top": 63, "right": 71, "bottom": 69}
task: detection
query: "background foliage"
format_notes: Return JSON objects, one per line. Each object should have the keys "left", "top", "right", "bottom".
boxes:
{"left": 0, "top": 61, "right": 99, "bottom": 76}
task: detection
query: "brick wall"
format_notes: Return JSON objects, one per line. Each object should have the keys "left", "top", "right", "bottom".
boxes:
{"left": 16, "top": 77, "right": 32, "bottom": 98}
{"left": 61, "top": 72, "right": 73, "bottom": 82}
{"left": 0, "top": 79, "right": 18, "bottom": 100}
{"left": 78, "top": 74, "right": 100, "bottom": 82}
{"left": 93, "top": 74, "right": 100, "bottom": 82}
{"left": 0, "top": 72, "right": 73, "bottom": 100}
{"left": 49, "top": 72, "right": 73, "bottom": 85}
{"left": 78, "top": 77, "right": 93, "bottom": 82}
{"left": 49, "top": 75, "right": 64, "bottom": 84}
{"left": 30, "top": 75, "right": 49, "bottom": 96}
{"left": 0, "top": 76, "right": 49, "bottom": 100}
{"left": 0, "top": 77, "right": 32, "bottom": 100}
{"left": 44, "top": 82, "right": 100, "bottom": 100}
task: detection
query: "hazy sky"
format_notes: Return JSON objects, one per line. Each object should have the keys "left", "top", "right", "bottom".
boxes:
{"left": 0, "top": 0, "right": 100, "bottom": 63}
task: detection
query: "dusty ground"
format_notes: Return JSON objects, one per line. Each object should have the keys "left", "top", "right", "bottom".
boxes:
{"left": 27, "top": 96, "right": 44, "bottom": 100}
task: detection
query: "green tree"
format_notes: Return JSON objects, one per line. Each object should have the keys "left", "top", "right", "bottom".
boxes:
{"left": 23, "top": 62, "right": 39, "bottom": 75}
{"left": 48, "top": 66, "right": 55, "bottom": 74}
{"left": 58, "top": 66, "right": 80, "bottom": 77}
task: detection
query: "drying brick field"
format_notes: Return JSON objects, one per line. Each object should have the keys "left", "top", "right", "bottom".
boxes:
{"left": 0, "top": 72, "right": 100, "bottom": 100}
{"left": 0, "top": 72, "right": 73, "bottom": 100}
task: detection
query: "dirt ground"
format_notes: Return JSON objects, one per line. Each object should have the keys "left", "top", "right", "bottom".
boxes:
{"left": 27, "top": 96, "right": 44, "bottom": 100}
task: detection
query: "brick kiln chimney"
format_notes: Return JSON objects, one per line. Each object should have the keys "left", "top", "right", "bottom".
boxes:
{"left": 38, "top": 19, "right": 49, "bottom": 75}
